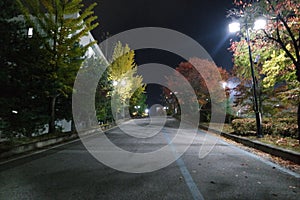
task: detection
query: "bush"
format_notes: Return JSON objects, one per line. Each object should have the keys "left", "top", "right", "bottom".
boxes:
{"left": 231, "top": 118, "right": 298, "bottom": 138}
{"left": 231, "top": 118, "right": 257, "bottom": 136}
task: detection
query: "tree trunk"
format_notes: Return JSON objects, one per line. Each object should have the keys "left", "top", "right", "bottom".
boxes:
{"left": 298, "top": 102, "right": 300, "bottom": 144}
{"left": 71, "top": 118, "right": 76, "bottom": 133}
{"left": 48, "top": 94, "right": 59, "bottom": 134}
{"left": 297, "top": 62, "right": 300, "bottom": 144}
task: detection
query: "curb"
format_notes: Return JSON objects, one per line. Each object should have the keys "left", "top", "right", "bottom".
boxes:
{"left": 0, "top": 124, "right": 116, "bottom": 160}
{"left": 0, "top": 133, "right": 79, "bottom": 160}
{"left": 199, "top": 124, "right": 300, "bottom": 165}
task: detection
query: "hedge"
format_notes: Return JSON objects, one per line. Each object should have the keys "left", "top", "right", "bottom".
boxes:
{"left": 231, "top": 118, "right": 298, "bottom": 138}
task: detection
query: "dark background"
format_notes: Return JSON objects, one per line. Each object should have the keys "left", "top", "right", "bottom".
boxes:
{"left": 84, "top": 0, "right": 235, "bottom": 106}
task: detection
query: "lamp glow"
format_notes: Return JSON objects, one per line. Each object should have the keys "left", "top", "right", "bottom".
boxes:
{"left": 113, "top": 81, "right": 118, "bottom": 86}
{"left": 28, "top": 27, "right": 33, "bottom": 38}
{"left": 229, "top": 22, "right": 240, "bottom": 33}
{"left": 253, "top": 19, "right": 266, "bottom": 30}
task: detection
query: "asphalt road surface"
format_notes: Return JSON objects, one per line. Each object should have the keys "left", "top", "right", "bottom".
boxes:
{"left": 1, "top": 117, "right": 299, "bottom": 200}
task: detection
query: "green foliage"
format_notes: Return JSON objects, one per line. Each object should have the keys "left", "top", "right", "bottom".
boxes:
{"left": 17, "top": 0, "right": 98, "bottom": 96}
{"left": 129, "top": 90, "right": 147, "bottom": 117}
{"left": 231, "top": 118, "right": 257, "bottom": 136}
{"left": 0, "top": 4, "right": 50, "bottom": 137}
{"left": 232, "top": 118, "right": 298, "bottom": 138}
{"left": 229, "top": 0, "right": 300, "bottom": 142}
{"left": 262, "top": 47, "right": 297, "bottom": 87}
{"left": 16, "top": 0, "right": 98, "bottom": 133}
{"left": 0, "top": 0, "right": 20, "bottom": 19}
{"left": 95, "top": 60, "right": 113, "bottom": 123}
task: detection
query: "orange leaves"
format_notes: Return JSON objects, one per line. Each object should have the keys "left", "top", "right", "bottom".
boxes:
{"left": 166, "top": 57, "right": 229, "bottom": 106}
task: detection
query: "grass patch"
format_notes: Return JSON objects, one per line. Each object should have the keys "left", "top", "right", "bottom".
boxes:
{"left": 199, "top": 122, "right": 234, "bottom": 133}
{"left": 248, "top": 135, "right": 300, "bottom": 153}
{"left": 199, "top": 122, "right": 299, "bottom": 153}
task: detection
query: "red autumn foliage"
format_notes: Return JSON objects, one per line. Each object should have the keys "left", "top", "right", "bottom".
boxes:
{"left": 164, "top": 57, "right": 229, "bottom": 107}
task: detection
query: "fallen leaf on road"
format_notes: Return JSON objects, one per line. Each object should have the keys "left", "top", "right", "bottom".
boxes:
{"left": 179, "top": 176, "right": 183, "bottom": 182}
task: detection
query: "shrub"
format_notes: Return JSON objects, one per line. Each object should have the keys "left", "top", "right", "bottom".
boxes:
{"left": 231, "top": 118, "right": 257, "bottom": 136}
{"left": 231, "top": 118, "right": 298, "bottom": 138}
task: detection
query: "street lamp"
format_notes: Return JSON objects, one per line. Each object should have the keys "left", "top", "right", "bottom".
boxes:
{"left": 229, "top": 18, "right": 265, "bottom": 138}
{"left": 222, "top": 82, "right": 227, "bottom": 89}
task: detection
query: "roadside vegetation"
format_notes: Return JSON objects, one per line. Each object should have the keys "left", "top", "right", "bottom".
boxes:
{"left": 0, "top": 0, "right": 147, "bottom": 150}
{"left": 220, "top": 0, "right": 299, "bottom": 152}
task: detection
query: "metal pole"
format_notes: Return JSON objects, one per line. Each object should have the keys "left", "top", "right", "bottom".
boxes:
{"left": 245, "top": 23, "right": 263, "bottom": 138}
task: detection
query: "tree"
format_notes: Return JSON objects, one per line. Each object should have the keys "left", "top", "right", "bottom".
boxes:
{"left": 94, "top": 58, "right": 113, "bottom": 123}
{"left": 229, "top": 0, "right": 299, "bottom": 79}
{"left": 164, "top": 58, "right": 229, "bottom": 122}
{"left": 0, "top": 0, "right": 51, "bottom": 137}
{"left": 229, "top": 37, "right": 277, "bottom": 117}
{"left": 129, "top": 88, "right": 147, "bottom": 117}
{"left": 16, "top": 0, "right": 98, "bottom": 133}
{"left": 262, "top": 48, "right": 300, "bottom": 117}
{"left": 228, "top": 0, "right": 300, "bottom": 141}
{"left": 108, "top": 41, "right": 146, "bottom": 120}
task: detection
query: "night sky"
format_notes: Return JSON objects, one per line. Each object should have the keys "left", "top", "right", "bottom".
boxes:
{"left": 83, "top": 0, "right": 235, "bottom": 106}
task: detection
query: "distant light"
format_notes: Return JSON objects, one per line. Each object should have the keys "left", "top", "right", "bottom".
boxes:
{"left": 28, "top": 27, "right": 33, "bottom": 38}
{"left": 12, "top": 110, "right": 18, "bottom": 114}
{"left": 87, "top": 47, "right": 94, "bottom": 58}
{"left": 145, "top": 109, "right": 149, "bottom": 114}
{"left": 113, "top": 81, "right": 118, "bottom": 86}
{"left": 222, "top": 82, "right": 227, "bottom": 89}
{"left": 254, "top": 55, "right": 261, "bottom": 64}
{"left": 253, "top": 19, "right": 266, "bottom": 30}
{"left": 121, "top": 80, "right": 126, "bottom": 86}
{"left": 229, "top": 22, "right": 240, "bottom": 33}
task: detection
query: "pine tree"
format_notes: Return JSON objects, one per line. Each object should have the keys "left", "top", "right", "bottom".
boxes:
{"left": 0, "top": 0, "right": 50, "bottom": 137}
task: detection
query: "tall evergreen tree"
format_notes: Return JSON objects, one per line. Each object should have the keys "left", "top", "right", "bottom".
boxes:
{"left": 0, "top": 0, "right": 50, "bottom": 137}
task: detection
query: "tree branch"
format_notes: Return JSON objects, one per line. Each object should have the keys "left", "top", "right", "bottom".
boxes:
{"left": 263, "top": 29, "right": 297, "bottom": 66}
{"left": 277, "top": 14, "right": 300, "bottom": 62}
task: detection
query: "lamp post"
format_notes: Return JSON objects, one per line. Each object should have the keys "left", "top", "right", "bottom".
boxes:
{"left": 229, "top": 18, "right": 265, "bottom": 138}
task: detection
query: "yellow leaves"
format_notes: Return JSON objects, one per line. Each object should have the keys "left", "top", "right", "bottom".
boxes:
{"left": 262, "top": 47, "right": 297, "bottom": 88}
{"left": 109, "top": 41, "right": 136, "bottom": 81}
{"left": 108, "top": 41, "right": 145, "bottom": 106}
